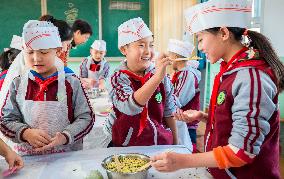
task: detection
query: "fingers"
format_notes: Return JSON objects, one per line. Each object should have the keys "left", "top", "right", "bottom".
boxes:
{"left": 34, "top": 141, "right": 56, "bottom": 152}
{"left": 38, "top": 131, "right": 52, "bottom": 143}
{"left": 15, "top": 157, "right": 24, "bottom": 170}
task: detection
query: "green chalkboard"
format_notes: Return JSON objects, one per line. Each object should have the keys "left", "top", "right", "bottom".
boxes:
{"left": 47, "top": 0, "right": 99, "bottom": 57}
{"left": 102, "top": 0, "right": 149, "bottom": 57}
{"left": 0, "top": 0, "right": 41, "bottom": 52}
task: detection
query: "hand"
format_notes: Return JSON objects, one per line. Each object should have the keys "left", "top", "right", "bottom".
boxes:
{"left": 173, "top": 109, "right": 205, "bottom": 123}
{"left": 34, "top": 132, "right": 67, "bottom": 152}
{"left": 150, "top": 152, "right": 183, "bottom": 172}
{"left": 4, "top": 149, "right": 24, "bottom": 170}
{"left": 81, "top": 78, "right": 96, "bottom": 89}
{"left": 22, "top": 128, "right": 51, "bottom": 148}
{"left": 154, "top": 53, "right": 172, "bottom": 80}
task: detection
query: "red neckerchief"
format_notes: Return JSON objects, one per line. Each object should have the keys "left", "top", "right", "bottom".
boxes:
{"left": 119, "top": 69, "right": 152, "bottom": 136}
{"left": 171, "top": 71, "right": 182, "bottom": 84}
{"left": 90, "top": 64, "right": 101, "bottom": 72}
{"left": 209, "top": 47, "right": 273, "bottom": 130}
{"left": 34, "top": 76, "right": 58, "bottom": 101}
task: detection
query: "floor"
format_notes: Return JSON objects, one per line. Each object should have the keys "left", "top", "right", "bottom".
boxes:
{"left": 196, "top": 121, "right": 284, "bottom": 178}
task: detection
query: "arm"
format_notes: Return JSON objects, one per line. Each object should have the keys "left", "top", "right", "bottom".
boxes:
{"left": 164, "top": 116, "right": 178, "bottom": 145}
{"left": 163, "top": 75, "right": 178, "bottom": 144}
{"left": 79, "top": 58, "right": 88, "bottom": 78}
{"left": 0, "top": 139, "right": 24, "bottom": 170}
{"left": 61, "top": 76, "right": 95, "bottom": 144}
{"left": 0, "top": 79, "right": 30, "bottom": 143}
{"left": 133, "top": 56, "right": 172, "bottom": 106}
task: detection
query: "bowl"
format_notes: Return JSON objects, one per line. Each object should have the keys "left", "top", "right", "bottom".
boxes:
{"left": 101, "top": 153, "right": 151, "bottom": 179}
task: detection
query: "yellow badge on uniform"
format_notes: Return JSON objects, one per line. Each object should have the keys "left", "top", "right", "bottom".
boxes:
{"left": 217, "top": 91, "right": 226, "bottom": 105}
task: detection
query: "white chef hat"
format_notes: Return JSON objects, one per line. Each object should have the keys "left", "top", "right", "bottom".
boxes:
{"left": 22, "top": 20, "right": 62, "bottom": 50}
{"left": 10, "top": 35, "right": 23, "bottom": 50}
{"left": 167, "top": 39, "right": 194, "bottom": 58}
{"left": 91, "top": 40, "right": 106, "bottom": 51}
{"left": 184, "top": 0, "right": 252, "bottom": 35}
{"left": 118, "top": 17, "right": 153, "bottom": 48}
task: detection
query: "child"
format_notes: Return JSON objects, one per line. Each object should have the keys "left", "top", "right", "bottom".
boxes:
{"left": 168, "top": 39, "right": 201, "bottom": 150}
{"left": 0, "top": 139, "right": 23, "bottom": 171}
{"left": 79, "top": 40, "right": 110, "bottom": 89}
{"left": 0, "top": 36, "right": 22, "bottom": 90}
{"left": 104, "top": 17, "right": 178, "bottom": 147}
{"left": 39, "top": 15, "right": 73, "bottom": 66}
{"left": 0, "top": 20, "right": 94, "bottom": 156}
{"left": 151, "top": 0, "right": 284, "bottom": 178}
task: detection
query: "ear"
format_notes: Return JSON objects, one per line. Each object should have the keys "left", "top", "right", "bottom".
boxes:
{"left": 219, "top": 27, "right": 230, "bottom": 41}
{"left": 119, "top": 46, "right": 127, "bottom": 56}
{"left": 74, "top": 30, "right": 81, "bottom": 35}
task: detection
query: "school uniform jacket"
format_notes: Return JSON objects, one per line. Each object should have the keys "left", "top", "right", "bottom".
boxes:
{"left": 0, "top": 67, "right": 95, "bottom": 151}
{"left": 79, "top": 57, "right": 110, "bottom": 80}
{"left": 205, "top": 48, "right": 280, "bottom": 179}
{"left": 104, "top": 61, "right": 177, "bottom": 147}
{"left": 0, "top": 70, "right": 8, "bottom": 91}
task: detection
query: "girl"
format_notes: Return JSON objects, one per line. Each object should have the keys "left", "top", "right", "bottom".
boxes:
{"left": 151, "top": 0, "right": 284, "bottom": 178}
{"left": 0, "top": 20, "right": 94, "bottom": 156}
{"left": 80, "top": 40, "right": 110, "bottom": 89}
{"left": 104, "top": 17, "right": 178, "bottom": 147}
{"left": 168, "top": 39, "right": 201, "bottom": 151}
{"left": 39, "top": 15, "right": 73, "bottom": 66}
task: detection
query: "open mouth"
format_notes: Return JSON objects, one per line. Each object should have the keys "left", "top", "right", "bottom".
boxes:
{"left": 141, "top": 57, "right": 150, "bottom": 61}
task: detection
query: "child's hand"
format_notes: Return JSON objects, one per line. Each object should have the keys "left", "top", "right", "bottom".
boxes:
{"left": 155, "top": 53, "right": 172, "bottom": 80}
{"left": 34, "top": 132, "right": 67, "bottom": 152}
{"left": 22, "top": 128, "right": 51, "bottom": 148}
{"left": 150, "top": 152, "right": 182, "bottom": 172}
{"left": 173, "top": 109, "right": 204, "bottom": 123}
{"left": 4, "top": 149, "right": 24, "bottom": 170}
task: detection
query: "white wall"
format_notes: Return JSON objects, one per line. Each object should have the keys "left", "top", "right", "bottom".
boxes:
{"left": 262, "top": 0, "right": 284, "bottom": 56}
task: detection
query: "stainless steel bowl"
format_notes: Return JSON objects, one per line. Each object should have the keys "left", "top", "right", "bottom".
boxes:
{"left": 101, "top": 153, "right": 151, "bottom": 179}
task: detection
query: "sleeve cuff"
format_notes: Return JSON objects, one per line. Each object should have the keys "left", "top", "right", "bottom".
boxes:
{"left": 62, "top": 131, "right": 73, "bottom": 145}
{"left": 213, "top": 145, "right": 247, "bottom": 169}
{"left": 18, "top": 126, "right": 30, "bottom": 143}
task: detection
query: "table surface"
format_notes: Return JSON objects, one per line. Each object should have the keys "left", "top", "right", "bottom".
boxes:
{"left": 0, "top": 145, "right": 212, "bottom": 179}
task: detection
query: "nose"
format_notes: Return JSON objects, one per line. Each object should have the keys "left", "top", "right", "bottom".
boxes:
{"left": 144, "top": 45, "right": 150, "bottom": 55}
{"left": 33, "top": 52, "right": 42, "bottom": 62}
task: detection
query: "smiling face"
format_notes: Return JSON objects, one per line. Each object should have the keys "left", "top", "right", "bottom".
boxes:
{"left": 119, "top": 36, "right": 154, "bottom": 75}
{"left": 24, "top": 48, "right": 58, "bottom": 78}
{"left": 196, "top": 30, "right": 226, "bottom": 64}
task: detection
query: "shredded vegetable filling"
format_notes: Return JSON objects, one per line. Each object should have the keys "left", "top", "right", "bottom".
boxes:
{"left": 105, "top": 155, "right": 149, "bottom": 173}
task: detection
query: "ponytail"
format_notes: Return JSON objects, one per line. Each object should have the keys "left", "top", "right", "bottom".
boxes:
{"left": 206, "top": 27, "right": 284, "bottom": 92}
{"left": 246, "top": 30, "right": 284, "bottom": 91}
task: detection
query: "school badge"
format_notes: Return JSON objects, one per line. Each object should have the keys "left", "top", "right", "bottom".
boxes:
{"left": 155, "top": 92, "right": 162, "bottom": 103}
{"left": 217, "top": 91, "right": 226, "bottom": 105}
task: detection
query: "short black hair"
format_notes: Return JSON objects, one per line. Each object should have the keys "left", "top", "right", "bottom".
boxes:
{"left": 72, "top": 19, "right": 93, "bottom": 35}
{"left": 0, "top": 48, "right": 21, "bottom": 70}
{"left": 39, "top": 15, "right": 73, "bottom": 41}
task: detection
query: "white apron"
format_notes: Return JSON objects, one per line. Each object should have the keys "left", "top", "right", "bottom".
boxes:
{"left": 86, "top": 57, "right": 107, "bottom": 87}
{"left": 177, "top": 120, "right": 193, "bottom": 152}
{"left": 14, "top": 63, "right": 72, "bottom": 155}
